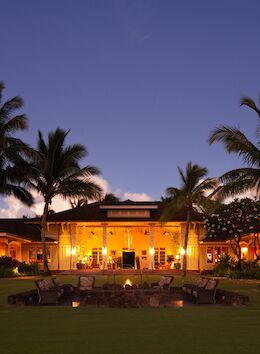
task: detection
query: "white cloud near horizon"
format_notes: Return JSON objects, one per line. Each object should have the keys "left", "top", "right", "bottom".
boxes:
{"left": 122, "top": 192, "right": 154, "bottom": 201}
{"left": 0, "top": 175, "right": 154, "bottom": 218}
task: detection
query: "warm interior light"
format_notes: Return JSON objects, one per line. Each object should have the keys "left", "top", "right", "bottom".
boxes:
{"left": 241, "top": 247, "right": 248, "bottom": 254}
{"left": 102, "top": 247, "right": 107, "bottom": 255}
{"left": 175, "top": 254, "right": 180, "bottom": 260}
{"left": 72, "top": 301, "right": 80, "bottom": 308}
{"left": 71, "top": 246, "right": 77, "bottom": 256}
{"left": 13, "top": 267, "right": 19, "bottom": 275}
{"left": 124, "top": 279, "right": 132, "bottom": 287}
{"left": 149, "top": 247, "right": 155, "bottom": 255}
{"left": 180, "top": 248, "right": 186, "bottom": 255}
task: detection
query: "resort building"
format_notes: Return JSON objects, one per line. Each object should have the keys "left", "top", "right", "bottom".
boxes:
{"left": 0, "top": 200, "right": 254, "bottom": 271}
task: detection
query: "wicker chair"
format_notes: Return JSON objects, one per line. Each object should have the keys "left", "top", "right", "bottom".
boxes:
{"left": 182, "top": 277, "right": 208, "bottom": 299}
{"left": 52, "top": 276, "right": 73, "bottom": 296}
{"left": 76, "top": 276, "right": 95, "bottom": 294}
{"left": 151, "top": 275, "right": 174, "bottom": 290}
{"left": 35, "top": 279, "right": 62, "bottom": 305}
{"left": 192, "top": 279, "right": 219, "bottom": 304}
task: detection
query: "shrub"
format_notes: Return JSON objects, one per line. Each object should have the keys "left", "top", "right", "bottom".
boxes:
{"left": 0, "top": 256, "right": 20, "bottom": 269}
{"left": 18, "top": 262, "right": 39, "bottom": 275}
{"left": 0, "top": 265, "right": 15, "bottom": 277}
{"left": 174, "top": 262, "right": 181, "bottom": 270}
{"left": 230, "top": 268, "right": 260, "bottom": 280}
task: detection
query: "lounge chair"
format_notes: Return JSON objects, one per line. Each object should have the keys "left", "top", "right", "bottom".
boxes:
{"left": 182, "top": 277, "right": 208, "bottom": 297}
{"left": 151, "top": 275, "right": 174, "bottom": 290}
{"left": 193, "top": 279, "right": 219, "bottom": 304}
{"left": 35, "top": 279, "right": 62, "bottom": 305}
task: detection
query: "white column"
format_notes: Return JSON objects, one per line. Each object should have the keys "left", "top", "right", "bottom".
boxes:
{"left": 102, "top": 224, "right": 108, "bottom": 270}
{"left": 70, "top": 224, "right": 77, "bottom": 270}
{"left": 149, "top": 224, "right": 155, "bottom": 269}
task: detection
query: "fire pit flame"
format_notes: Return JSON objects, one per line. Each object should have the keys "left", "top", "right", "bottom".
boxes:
{"left": 124, "top": 279, "right": 132, "bottom": 288}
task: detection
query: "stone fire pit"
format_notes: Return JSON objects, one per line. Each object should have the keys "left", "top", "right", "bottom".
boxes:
{"left": 75, "top": 283, "right": 180, "bottom": 308}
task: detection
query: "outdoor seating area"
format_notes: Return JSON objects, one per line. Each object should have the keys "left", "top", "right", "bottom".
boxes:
{"left": 182, "top": 277, "right": 219, "bottom": 304}
{"left": 7, "top": 275, "right": 249, "bottom": 308}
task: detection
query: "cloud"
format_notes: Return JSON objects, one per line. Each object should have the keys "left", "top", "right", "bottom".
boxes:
{"left": 89, "top": 175, "right": 110, "bottom": 196}
{"left": 0, "top": 176, "right": 155, "bottom": 217}
{"left": 122, "top": 192, "right": 154, "bottom": 201}
{"left": 0, "top": 192, "right": 71, "bottom": 218}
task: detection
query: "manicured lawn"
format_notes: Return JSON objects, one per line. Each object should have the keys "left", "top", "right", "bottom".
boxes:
{"left": 1, "top": 275, "right": 260, "bottom": 354}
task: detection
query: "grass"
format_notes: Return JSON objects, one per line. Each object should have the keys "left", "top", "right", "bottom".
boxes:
{"left": 0, "top": 275, "right": 260, "bottom": 354}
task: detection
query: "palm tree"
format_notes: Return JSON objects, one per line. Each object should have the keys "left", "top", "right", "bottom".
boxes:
{"left": 70, "top": 192, "right": 119, "bottom": 208}
{"left": 161, "top": 162, "right": 218, "bottom": 276}
{"left": 0, "top": 81, "right": 33, "bottom": 205}
{"left": 29, "top": 128, "right": 103, "bottom": 273}
{"left": 102, "top": 193, "right": 120, "bottom": 203}
{"left": 209, "top": 96, "right": 260, "bottom": 199}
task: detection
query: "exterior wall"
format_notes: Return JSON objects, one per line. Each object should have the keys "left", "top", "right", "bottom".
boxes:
{"left": 0, "top": 240, "right": 8, "bottom": 257}
{"left": 2, "top": 222, "right": 257, "bottom": 272}
{"left": 180, "top": 223, "right": 201, "bottom": 271}
{"left": 36, "top": 222, "right": 205, "bottom": 271}
{"left": 199, "top": 243, "right": 230, "bottom": 270}
{"left": 21, "top": 243, "right": 59, "bottom": 270}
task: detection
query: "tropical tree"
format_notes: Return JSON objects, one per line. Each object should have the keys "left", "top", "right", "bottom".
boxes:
{"left": 161, "top": 162, "right": 218, "bottom": 276}
{"left": 0, "top": 81, "right": 33, "bottom": 205}
{"left": 204, "top": 198, "right": 260, "bottom": 266}
{"left": 29, "top": 128, "right": 102, "bottom": 273}
{"left": 209, "top": 96, "right": 260, "bottom": 199}
{"left": 102, "top": 193, "right": 120, "bottom": 203}
{"left": 70, "top": 192, "right": 119, "bottom": 208}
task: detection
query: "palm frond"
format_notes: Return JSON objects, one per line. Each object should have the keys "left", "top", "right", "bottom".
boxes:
{"left": 209, "top": 126, "right": 260, "bottom": 166}
{"left": 214, "top": 178, "right": 259, "bottom": 199}
{"left": 160, "top": 193, "right": 187, "bottom": 222}
{"left": 220, "top": 167, "right": 260, "bottom": 183}
{"left": 1, "top": 184, "right": 33, "bottom": 206}
{"left": 0, "top": 81, "right": 4, "bottom": 103}
{"left": 240, "top": 96, "right": 260, "bottom": 118}
{"left": 1, "top": 115, "right": 28, "bottom": 133}
{"left": 166, "top": 187, "right": 180, "bottom": 198}
{"left": 0, "top": 96, "right": 24, "bottom": 121}
{"left": 193, "top": 177, "right": 219, "bottom": 193}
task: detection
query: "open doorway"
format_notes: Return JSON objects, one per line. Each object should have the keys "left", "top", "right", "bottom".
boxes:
{"left": 122, "top": 251, "right": 135, "bottom": 269}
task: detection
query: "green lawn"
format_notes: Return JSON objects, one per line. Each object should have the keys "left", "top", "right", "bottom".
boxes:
{"left": 0, "top": 275, "right": 260, "bottom": 354}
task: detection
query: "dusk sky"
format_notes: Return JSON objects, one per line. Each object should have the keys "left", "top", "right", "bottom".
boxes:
{"left": 1, "top": 0, "right": 260, "bottom": 216}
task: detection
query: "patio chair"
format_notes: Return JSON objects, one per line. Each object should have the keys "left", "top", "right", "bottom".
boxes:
{"left": 192, "top": 279, "right": 219, "bottom": 304}
{"left": 35, "top": 279, "right": 62, "bottom": 305}
{"left": 151, "top": 275, "right": 174, "bottom": 290}
{"left": 51, "top": 276, "right": 74, "bottom": 296}
{"left": 76, "top": 276, "right": 95, "bottom": 293}
{"left": 182, "top": 277, "right": 208, "bottom": 296}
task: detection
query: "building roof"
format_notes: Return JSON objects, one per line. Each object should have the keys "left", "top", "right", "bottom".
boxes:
{"left": 41, "top": 201, "right": 203, "bottom": 223}
{"left": 0, "top": 219, "right": 53, "bottom": 242}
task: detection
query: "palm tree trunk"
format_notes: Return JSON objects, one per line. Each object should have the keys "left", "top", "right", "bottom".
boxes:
{"left": 182, "top": 209, "right": 191, "bottom": 277}
{"left": 41, "top": 202, "right": 50, "bottom": 274}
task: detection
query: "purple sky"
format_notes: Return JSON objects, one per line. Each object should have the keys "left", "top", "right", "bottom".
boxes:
{"left": 1, "top": 0, "right": 260, "bottom": 204}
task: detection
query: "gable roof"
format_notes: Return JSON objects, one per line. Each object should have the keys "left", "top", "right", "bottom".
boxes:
{"left": 40, "top": 201, "right": 203, "bottom": 223}
{"left": 0, "top": 219, "right": 53, "bottom": 242}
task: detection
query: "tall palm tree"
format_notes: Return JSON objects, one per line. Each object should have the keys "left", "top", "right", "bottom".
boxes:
{"left": 161, "top": 162, "right": 218, "bottom": 276}
{"left": 0, "top": 81, "right": 33, "bottom": 205}
{"left": 209, "top": 96, "right": 260, "bottom": 199}
{"left": 29, "top": 128, "right": 102, "bottom": 273}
